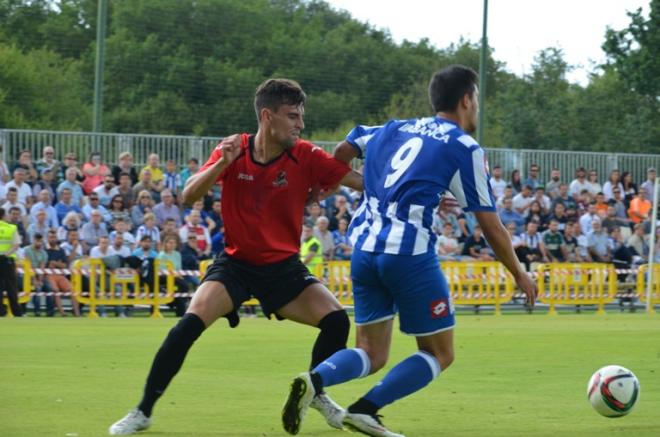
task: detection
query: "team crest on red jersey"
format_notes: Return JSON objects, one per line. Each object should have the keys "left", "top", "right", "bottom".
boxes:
{"left": 273, "top": 171, "right": 288, "bottom": 187}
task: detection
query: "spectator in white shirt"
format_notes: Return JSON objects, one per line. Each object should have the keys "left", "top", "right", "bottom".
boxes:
{"left": 569, "top": 167, "right": 590, "bottom": 199}
{"left": 579, "top": 202, "right": 599, "bottom": 236}
{"left": 135, "top": 213, "right": 161, "bottom": 251}
{"left": 90, "top": 236, "right": 116, "bottom": 259}
{"left": 178, "top": 210, "right": 211, "bottom": 258}
{"left": 29, "top": 190, "right": 59, "bottom": 228}
{"left": 109, "top": 219, "right": 136, "bottom": 252}
{"left": 93, "top": 175, "right": 120, "bottom": 207}
{"left": 1, "top": 187, "right": 27, "bottom": 217}
{"left": 602, "top": 169, "right": 624, "bottom": 201}
{"left": 512, "top": 185, "right": 535, "bottom": 217}
{"left": 60, "top": 229, "right": 85, "bottom": 265}
{"left": 489, "top": 165, "right": 507, "bottom": 200}
{"left": 533, "top": 187, "right": 551, "bottom": 215}
{"left": 111, "top": 233, "right": 132, "bottom": 258}
{"left": 5, "top": 168, "right": 33, "bottom": 207}
{"left": 436, "top": 222, "right": 461, "bottom": 261}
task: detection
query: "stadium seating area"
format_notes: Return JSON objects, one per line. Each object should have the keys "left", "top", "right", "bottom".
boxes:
{"left": 2, "top": 146, "right": 659, "bottom": 316}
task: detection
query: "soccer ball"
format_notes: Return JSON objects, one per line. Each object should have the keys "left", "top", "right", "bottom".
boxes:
{"left": 587, "top": 365, "right": 640, "bottom": 417}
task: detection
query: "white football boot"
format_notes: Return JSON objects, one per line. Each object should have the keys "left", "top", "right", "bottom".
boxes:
{"left": 343, "top": 412, "right": 405, "bottom": 437}
{"left": 310, "top": 393, "right": 345, "bottom": 429}
{"left": 282, "top": 372, "right": 316, "bottom": 435}
{"left": 108, "top": 408, "right": 152, "bottom": 435}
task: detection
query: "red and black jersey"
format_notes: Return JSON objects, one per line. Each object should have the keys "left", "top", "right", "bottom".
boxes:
{"left": 199, "top": 134, "right": 351, "bottom": 265}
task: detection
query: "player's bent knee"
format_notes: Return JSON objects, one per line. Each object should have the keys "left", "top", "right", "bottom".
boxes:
{"left": 363, "top": 349, "right": 389, "bottom": 374}
{"left": 187, "top": 281, "right": 234, "bottom": 327}
{"left": 425, "top": 348, "right": 454, "bottom": 370}
{"left": 317, "top": 309, "right": 350, "bottom": 345}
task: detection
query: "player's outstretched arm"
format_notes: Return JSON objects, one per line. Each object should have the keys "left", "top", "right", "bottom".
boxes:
{"left": 475, "top": 211, "right": 537, "bottom": 307}
{"left": 181, "top": 134, "right": 241, "bottom": 205}
{"left": 334, "top": 140, "right": 363, "bottom": 192}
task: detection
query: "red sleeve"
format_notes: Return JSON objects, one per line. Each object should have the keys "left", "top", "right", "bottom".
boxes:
{"left": 307, "top": 144, "right": 351, "bottom": 189}
{"left": 199, "top": 145, "right": 223, "bottom": 173}
{"left": 198, "top": 134, "right": 249, "bottom": 182}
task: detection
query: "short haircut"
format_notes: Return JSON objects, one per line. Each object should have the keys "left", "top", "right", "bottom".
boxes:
{"left": 140, "top": 235, "right": 152, "bottom": 242}
{"left": 119, "top": 172, "right": 131, "bottom": 179}
{"left": 188, "top": 158, "right": 199, "bottom": 164}
{"left": 7, "top": 187, "right": 17, "bottom": 193}
{"left": 118, "top": 152, "right": 132, "bottom": 160}
{"left": 254, "top": 78, "right": 306, "bottom": 120}
{"left": 428, "top": 65, "right": 478, "bottom": 112}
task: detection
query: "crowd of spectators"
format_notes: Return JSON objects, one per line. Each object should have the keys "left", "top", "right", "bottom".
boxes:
{"left": 0, "top": 147, "right": 223, "bottom": 317}
{"left": 2, "top": 147, "right": 659, "bottom": 316}
{"left": 436, "top": 164, "right": 660, "bottom": 275}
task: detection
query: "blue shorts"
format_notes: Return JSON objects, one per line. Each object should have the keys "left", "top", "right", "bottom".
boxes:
{"left": 351, "top": 250, "right": 455, "bottom": 336}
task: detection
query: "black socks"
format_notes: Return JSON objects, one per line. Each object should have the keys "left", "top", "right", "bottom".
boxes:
{"left": 137, "top": 313, "right": 206, "bottom": 417}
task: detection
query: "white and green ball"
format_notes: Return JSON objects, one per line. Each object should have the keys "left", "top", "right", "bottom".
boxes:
{"left": 587, "top": 365, "right": 640, "bottom": 417}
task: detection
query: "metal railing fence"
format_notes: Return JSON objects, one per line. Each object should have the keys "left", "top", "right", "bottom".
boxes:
{"left": 1, "top": 128, "right": 659, "bottom": 183}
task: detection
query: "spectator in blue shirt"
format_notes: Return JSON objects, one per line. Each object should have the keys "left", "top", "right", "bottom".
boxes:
{"left": 523, "top": 163, "right": 542, "bottom": 190}
{"left": 81, "top": 193, "right": 113, "bottom": 223}
{"left": 132, "top": 236, "right": 158, "bottom": 260}
{"left": 498, "top": 197, "right": 526, "bottom": 234}
{"left": 177, "top": 158, "right": 199, "bottom": 195}
{"left": 57, "top": 167, "right": 84, "bottom": 206}
{"left": 29, "top": 190, "right": 59, "bottom": 228}
{"left": 332, "top": 218, "right": 352, "bottom": 260}
{"left": 54, "top": 188, "right": 82, "bottom": 223}
{"left": 164, "top": 160, "right": 181, "bottom": 197}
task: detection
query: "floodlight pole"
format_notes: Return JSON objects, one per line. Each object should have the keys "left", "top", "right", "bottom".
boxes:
{"left": 645, "top": 176, "right": 660, "bottom": 314}
{"left": 477, "top": 0, "right": 488, "bottom": 145}
{"left": 93, "top": 0, "right": 108, "bottom": 133}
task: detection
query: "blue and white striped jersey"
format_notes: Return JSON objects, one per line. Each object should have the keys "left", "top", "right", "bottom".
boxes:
{"left": 347, "top": 116, "right": 496, "bottom": 256}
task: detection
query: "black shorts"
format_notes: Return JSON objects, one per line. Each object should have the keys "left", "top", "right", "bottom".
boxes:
{"left": 201, "top": 252, "right": 320, "bottom": 318}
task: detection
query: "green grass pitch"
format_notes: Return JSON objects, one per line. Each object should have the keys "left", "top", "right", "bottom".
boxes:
{"left": 1, "top": 313, "right": 659, "bottom": 436}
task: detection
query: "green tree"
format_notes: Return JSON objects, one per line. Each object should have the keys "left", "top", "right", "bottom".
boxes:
{"left": 0, "top": 43, "right": 88, "bottom": 129}
{"left": 602, "top": 0, "right": 660, "bottom": 98}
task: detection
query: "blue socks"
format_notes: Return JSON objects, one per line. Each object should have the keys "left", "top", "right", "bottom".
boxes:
{"left": 313, "top": 348, "right": 442, "bottom": 412}
{"left": 364, "top": 351, "right": 441, "bottom": 408}
{"left": 313, "top": 348, "right": 371, "bottom": 387}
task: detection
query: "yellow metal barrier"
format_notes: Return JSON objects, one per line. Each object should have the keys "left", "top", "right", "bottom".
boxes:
{"left": 325, "top": 261, "right": 353, "bottom": 305}
{"left": 2, "top": 259, "right": 33, "bottom": 317}
{"left": 72, "top": 259, "right": 175, "bottom": 318}
{"left": 636, "top": 264, "right": 660, "bottom": 313}
{"left": 442, "top": 261, "right": 513, "bottom": 315}
{"left": 537, "top": 263, "right": 617, "bottom": 314}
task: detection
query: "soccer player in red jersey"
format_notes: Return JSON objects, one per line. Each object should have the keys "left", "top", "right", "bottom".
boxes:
{"left": 109, "top": 79, "right": 363, "bottom": 435}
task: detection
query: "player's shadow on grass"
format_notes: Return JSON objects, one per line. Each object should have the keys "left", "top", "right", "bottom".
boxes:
{"left": 147, "top": 429, "right": 340, "bottom": 436}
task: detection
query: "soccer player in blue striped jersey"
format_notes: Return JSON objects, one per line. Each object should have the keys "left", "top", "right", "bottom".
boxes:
{"left": 282, "top": 65, "right": 537, "bottom": 437}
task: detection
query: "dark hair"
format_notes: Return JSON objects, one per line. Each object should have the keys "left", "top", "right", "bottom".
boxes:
{"left": 0, "top": 207, "right": 4, "bottom": 219}
{"left": 428, "top": 65, "right": 478, "bottom": 112}
{"left": 140, "top": 235, "right": 152, "bottom": 242}
{"left": 188, "top": 158, "right": 199, "bottom": 164}
{"left": 254, "top": 78, "right": 306, "bottom": 120}
{"left": 7, "top": 187, "right": 17, "bottom": 193}
{"left": 119, "top": 172, "right": 131, "bottom": 179}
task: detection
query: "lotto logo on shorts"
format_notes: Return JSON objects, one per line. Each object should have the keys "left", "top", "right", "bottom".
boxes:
{"left": 430, "top": 299, "right": 449, "bottom": 319}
